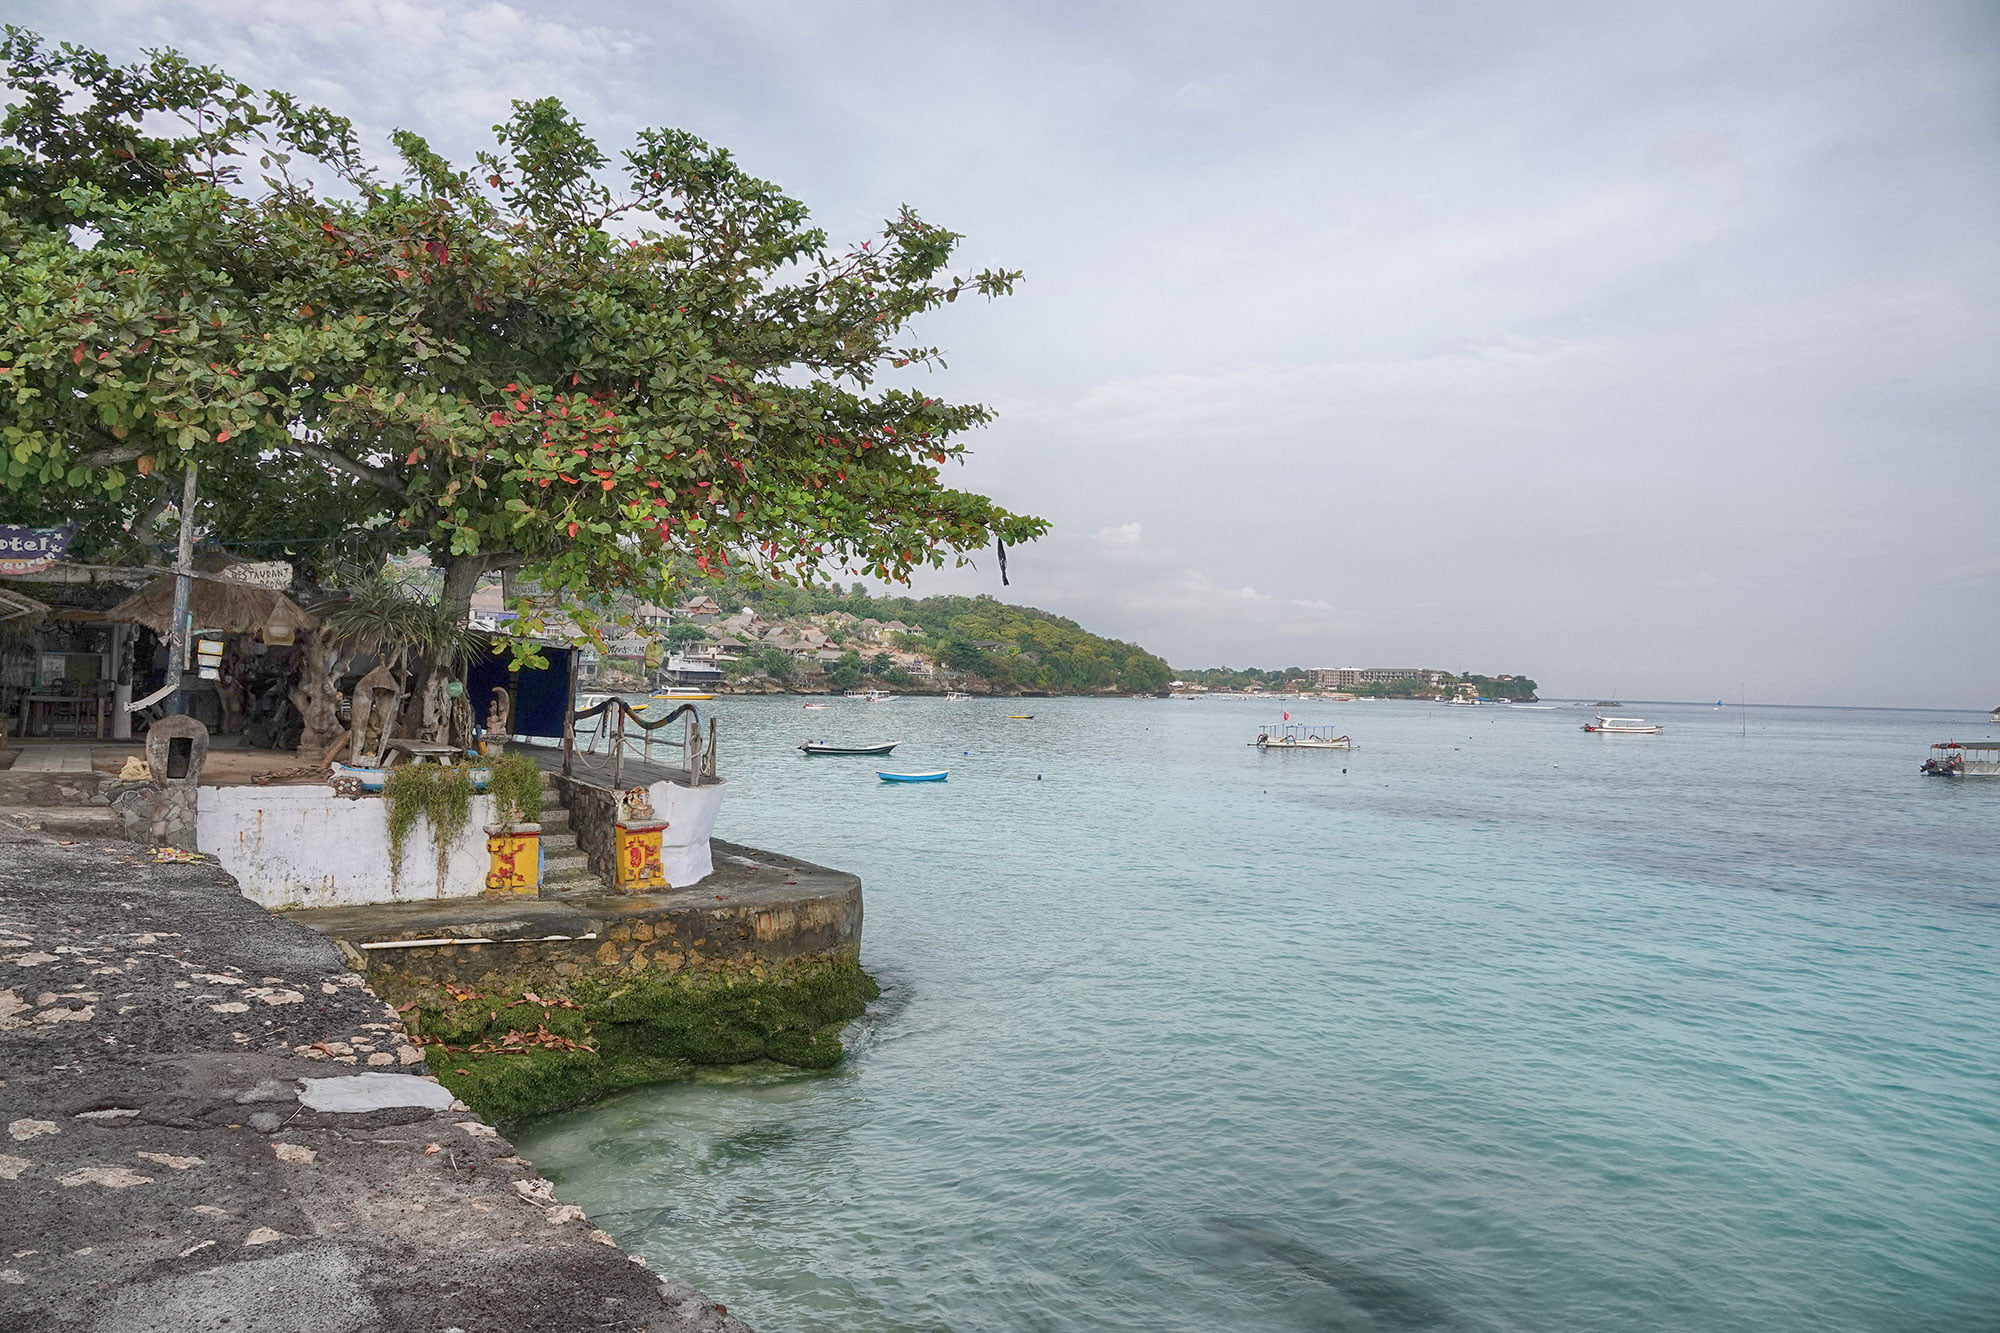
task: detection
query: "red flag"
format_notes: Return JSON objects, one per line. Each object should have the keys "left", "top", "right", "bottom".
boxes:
{"left": 1283, "top": 711, "right": 1289, "bottom": 720}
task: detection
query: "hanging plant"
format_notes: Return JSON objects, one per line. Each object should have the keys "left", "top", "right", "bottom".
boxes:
{"left": 486, "top": 752, "right": 543, "bottom": 827}
{"left": 384, "top": 763, "right": 476, "bottom": 895}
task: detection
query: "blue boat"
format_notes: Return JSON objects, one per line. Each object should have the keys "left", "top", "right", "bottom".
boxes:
{"left": 877, "top": 770, "right": 948, "bottom": 783}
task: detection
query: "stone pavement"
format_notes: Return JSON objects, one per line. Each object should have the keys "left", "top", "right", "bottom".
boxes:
{"left": 0, "top": 816, "right": 755, "bottom": 1333}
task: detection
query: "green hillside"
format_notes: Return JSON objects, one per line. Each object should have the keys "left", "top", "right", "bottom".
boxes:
{"left": 717, "top": 578, "right": 1172, "bottom": 695}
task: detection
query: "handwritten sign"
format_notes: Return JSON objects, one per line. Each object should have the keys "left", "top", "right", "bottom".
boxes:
{"left": 213, "top": 560, "right": 293, "bottom": 589}
{"left": 0, "top": 525, "right": 76, "bottom": 576}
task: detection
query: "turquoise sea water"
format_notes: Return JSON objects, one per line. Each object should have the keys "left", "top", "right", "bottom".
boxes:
{"left": 512, "top": 698, "right": 2000, "bottom": 1331}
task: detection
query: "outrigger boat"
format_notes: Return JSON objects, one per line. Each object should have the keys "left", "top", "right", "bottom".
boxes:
{"left": 1920, "top": 741, "right": 2000, "bottom": 777}
{"left": 877, "top": 770, "right": 947, "bottom": 782}
{"left": 799, "top": 740, "right": 899, "bottom": 756}
{"left": 1253, "top": 725, "right": 1356, "bottom": 750}
{"left": 1583, "top": 715, "right": 1660, "bottom": 734}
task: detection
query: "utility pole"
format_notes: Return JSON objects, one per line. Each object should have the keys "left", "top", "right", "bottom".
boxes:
{"left": 166, "top": 463, "right": 198, "bottom": 716}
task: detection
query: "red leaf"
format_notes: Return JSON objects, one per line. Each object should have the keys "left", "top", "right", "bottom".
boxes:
{"left": 215, "top": 429, "right": 232, "bottom": 443}
{"left": 72, "top": 345, "right": 86, "bottom": 365}
{"left": 566, "top": 522, "right": 578, "bottom": 537}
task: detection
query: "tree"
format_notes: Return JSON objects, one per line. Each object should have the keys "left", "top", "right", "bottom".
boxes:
{"left": 754, "top": 646, "right": 794, "bottom": 682}
{"left": 827, "top": 650, "right": 862, "bottom": 690}
{"left": 665, "top": 621, "right": 708, "bottom": 646}
{"left": 0, "top": 32, "right": 1046, "bottom": 655}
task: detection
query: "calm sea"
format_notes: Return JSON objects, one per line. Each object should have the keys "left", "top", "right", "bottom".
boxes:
{"left": 512, "top": 697, "right": 2000, "bottom": 1331}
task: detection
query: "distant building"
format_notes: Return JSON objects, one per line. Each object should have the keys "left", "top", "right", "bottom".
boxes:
{"left": 677, "top": 595, "right": 722, "bottom": 625}
{"left": 1311, "top": 666, "right": 1447, "bottom": 689}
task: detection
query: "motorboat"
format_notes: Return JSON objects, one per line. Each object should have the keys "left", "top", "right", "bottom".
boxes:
{"left": 860, "top": 689, "right": 896, "bottom": 703}
{"left": 652, "top": 688, "right": 716, "bottom": 701}
{"left": 1253, "top": 725, "right": 1356, "bottom": 750}
{"left": 800, "top": 741, "right": 899, "bottom": 756}
{"left": 803, "top": 703, "right": 828, "bottom": 710}
{"left": 878, "top": 770, "right": 947, "bottom": 782}
{"left": 1921, "top": 741, "right": 2000, "bottom": 777}
{"left": 1583, "top": 715, "right": 1660, "bottom": 734}
{"left": 944, "top": 691, "right": 974, "bottom": 701}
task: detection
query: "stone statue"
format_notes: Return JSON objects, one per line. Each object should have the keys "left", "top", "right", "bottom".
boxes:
{"left": 487, "top": 686, "right": 512, "bottom": 739}
{"left": 347, "top": 663, "right": 402, "bottom": 766}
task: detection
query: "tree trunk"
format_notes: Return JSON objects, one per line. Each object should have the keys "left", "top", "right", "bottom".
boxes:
{"left": 439, "top": 552, "right": 490, "bottom": 623}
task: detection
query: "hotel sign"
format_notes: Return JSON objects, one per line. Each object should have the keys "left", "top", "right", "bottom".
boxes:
{"left": 0, "top": 524, "right": 76, "bottom": 576}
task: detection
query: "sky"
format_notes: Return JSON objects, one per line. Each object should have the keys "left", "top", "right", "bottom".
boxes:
{"left": 14, "top": 1, "right": 1999, "bottom": 707}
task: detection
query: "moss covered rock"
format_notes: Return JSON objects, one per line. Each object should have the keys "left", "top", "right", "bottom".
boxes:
{"left": 377, "top": 959, "right": 879, "bottom": 1121}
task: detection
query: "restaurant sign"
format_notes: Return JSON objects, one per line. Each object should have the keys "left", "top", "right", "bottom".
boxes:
{"left": 214, "top": 560, "right": 294, "bottom": 590}
{"left": 0, "top": 524, "right": 76, "bottom": 577}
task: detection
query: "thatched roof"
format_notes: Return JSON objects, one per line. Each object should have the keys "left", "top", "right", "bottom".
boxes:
{"left": 107, "top": 556, "right": 318, "bottom": 636}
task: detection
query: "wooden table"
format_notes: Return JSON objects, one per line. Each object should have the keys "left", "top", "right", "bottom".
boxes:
{"left": 23, "top": 694, "right": 107, "bottom": 739}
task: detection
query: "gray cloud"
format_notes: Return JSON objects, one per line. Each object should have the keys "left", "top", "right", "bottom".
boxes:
{"left": 18, "top": 0, "right": 1999, "bottom": 706}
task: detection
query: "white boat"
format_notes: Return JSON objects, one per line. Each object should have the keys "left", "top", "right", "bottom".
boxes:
{"left": 1448, "top": 695, "right": 1479, "bottom": 706}
{"left": 944, "top": 691, "right": 973, "bottom": 701}
{"left": 1921, "top": 741, "right": 2000, "bottom": 777}
{"left": 1583, "top": 715, "right": 1660, "bottom": 734}
{"left": 861, "top": 690, "right": 896, "bottom": 703}
{"left": 1253, "top": 725, "right": 1356, "bottom": 750}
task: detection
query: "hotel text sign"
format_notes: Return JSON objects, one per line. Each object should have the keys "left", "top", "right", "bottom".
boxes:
{"left": 0, "top": 524, "right": 76, "bottom": 576}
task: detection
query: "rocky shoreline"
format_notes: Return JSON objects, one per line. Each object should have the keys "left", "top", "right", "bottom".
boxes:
{"left": 0, "top": 818, "right": 753, "bottom": 1333}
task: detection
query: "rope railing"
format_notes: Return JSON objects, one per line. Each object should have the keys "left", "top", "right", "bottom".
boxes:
{"left": 562, "top": 696, "right": 718, "bottom": 789}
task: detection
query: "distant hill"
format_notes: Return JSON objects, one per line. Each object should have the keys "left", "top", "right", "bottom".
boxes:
{"left": 719, "top": 578, "right": 1173, "bottom": 695}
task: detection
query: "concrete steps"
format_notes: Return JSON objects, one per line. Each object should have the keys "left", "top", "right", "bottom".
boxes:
{"left": 535, "top": 774, "right": 607, "bottom": 894}
{"left": 0, "top": 805, "right": 126, "bottom": 839}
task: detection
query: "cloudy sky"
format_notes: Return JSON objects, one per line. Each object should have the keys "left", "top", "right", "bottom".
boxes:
{"left": 18, "top": 1, "right": 1999, "bottom": 706}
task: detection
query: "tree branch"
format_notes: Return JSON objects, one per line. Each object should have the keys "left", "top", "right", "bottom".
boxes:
{"left": 285, "top": 437, "right": 409, "bottom": 500}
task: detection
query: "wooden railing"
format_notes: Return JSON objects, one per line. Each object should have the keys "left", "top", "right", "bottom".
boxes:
{"left": 563, "top": 697, "right": 718, "bottom": 788}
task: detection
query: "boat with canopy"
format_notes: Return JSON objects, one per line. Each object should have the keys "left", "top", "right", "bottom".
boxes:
{"left": 1920, "top": 741, "right": 2000, "bottom": 777}
{"left": 1253, "top": 725, "right": 1355, "bottom": 750}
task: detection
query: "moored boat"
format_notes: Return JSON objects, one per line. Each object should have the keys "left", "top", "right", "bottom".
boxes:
{"left": 877, "top": 769, "right": 947, "bottom": 782}
{"left": 1253, "top": 725, "right": 1356, "bottom": 750}
{"left": 1583, "top": 715, "right": 1660, "bottom": 734}
{"left": 1920, "top": 741, "right": 2000, "bottom": 777}
{"left": 1007, "top": 713, "right": 1034, "bottom": 720}
{"left": 800, "top": 740, "right": 899, "bottom": 756}
{"left": 652, "top": 688, "right": 715, "bottom": 701}
{"left": 944, "top": 691, "right": 974, "bottom": 701}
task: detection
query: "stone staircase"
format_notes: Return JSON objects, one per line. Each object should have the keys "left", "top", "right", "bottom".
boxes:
{"left": 0, "top": 768, "right": 127, "bottom": 840}
{"left": 535, "top": 773, "right": 605, "bottom": 894}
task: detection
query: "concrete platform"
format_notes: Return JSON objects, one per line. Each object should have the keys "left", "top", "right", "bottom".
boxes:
{"left": 284, "top": 840, "right": 862, "bottom": 989}
{"left": 0, "top": 818, "right": 752, "bottom": 1332}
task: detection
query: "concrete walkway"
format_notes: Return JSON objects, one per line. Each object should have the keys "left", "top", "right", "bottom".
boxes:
{"left": 7, "top": 744, "right": 97, "bottom": 773}
{"left": 0, "top": 817, "right": 754, "bottom": 1333}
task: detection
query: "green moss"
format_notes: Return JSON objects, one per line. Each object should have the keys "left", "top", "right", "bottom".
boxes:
{"left": 381, "top": 959, "right": 879, "bottom": 1121}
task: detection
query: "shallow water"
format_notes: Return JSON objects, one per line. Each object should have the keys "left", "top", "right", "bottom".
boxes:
{"left": 513, "top": 697, "right": 2000, "bottom": 1331}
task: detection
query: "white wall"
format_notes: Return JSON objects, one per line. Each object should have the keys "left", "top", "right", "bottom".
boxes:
{"left": 648, "top": 778, "right": 726, "bottom": 887}
{"left": 197, "top": 785, "right": 497, "bottom": 909}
